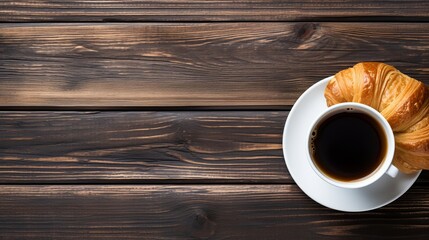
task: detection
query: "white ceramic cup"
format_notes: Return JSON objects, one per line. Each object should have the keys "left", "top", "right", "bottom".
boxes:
{"left": 306, "top": 102, "right": 399, "bottom": 189}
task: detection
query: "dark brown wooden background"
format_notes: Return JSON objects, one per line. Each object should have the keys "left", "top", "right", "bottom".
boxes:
{"left": 1, "top": 1, "right": 429, "bottom": 239}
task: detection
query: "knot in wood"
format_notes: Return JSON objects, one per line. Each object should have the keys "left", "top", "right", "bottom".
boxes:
{"left": 190, "top": 209, "right": 217, "bottom": 239}
{"left": 294, "top": 23, "right": 319, "bottom": 42}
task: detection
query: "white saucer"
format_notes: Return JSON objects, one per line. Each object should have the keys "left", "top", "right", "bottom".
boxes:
{"left": 282, "top": 76, "right": 421, "bottom": 212}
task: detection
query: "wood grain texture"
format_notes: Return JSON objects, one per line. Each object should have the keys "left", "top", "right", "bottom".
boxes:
{"left": 1, "top": 0, "right": 429, "bottom": 22}
{"left": 0, "top": 111, "right": 288, "bottom": 183}
{"left": 1, "top": 22, "right": 429, "bottom": 107}
{"left": 0, "top": 184, "right": 428, "bottom": 239}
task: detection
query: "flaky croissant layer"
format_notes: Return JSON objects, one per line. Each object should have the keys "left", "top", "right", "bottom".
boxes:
{"left": 324, "top": 62, "right": 429, "bottom": 173}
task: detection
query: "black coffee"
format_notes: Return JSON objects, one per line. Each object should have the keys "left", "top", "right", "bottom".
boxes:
{"left": 310, "top": 111, "right": 387, "bottom": 182}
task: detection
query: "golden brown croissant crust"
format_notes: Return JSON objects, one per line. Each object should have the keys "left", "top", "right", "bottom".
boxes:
{"left": 324, "top": 62, "right": 429, "bottom": 173}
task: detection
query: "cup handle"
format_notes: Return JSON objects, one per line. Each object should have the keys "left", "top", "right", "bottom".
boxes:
{"left": 386, "top": 165, "right": 399, "bottom": 178}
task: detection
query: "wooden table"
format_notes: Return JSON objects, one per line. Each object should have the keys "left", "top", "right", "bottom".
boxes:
{"left": 1, "top": 1, "right": 429, "bottom": 239}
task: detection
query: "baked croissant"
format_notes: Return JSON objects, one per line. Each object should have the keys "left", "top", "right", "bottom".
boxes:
{"left": 324, "top": 62, "right": 429, "bottom": 173}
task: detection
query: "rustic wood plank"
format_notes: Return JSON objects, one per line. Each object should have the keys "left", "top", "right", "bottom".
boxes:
{"left": 1, "top": 23, "right": 429, "bottom": 107}
{"left": 1, "top": 0, "right": 429, "bottom": 22}
{"left": 0, "top": 111, "right": 288, "bottom": 183}
{"left": 0, "top": 184, "right": 428, "bottom": 239}
{"left": 1, "top": 111, "right": 428, "bottom": 183}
